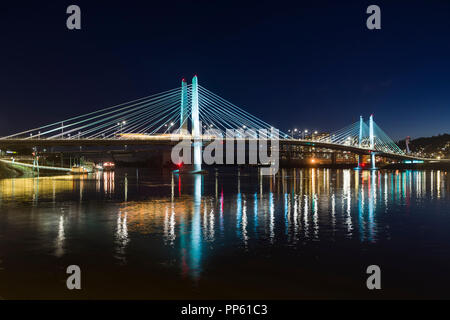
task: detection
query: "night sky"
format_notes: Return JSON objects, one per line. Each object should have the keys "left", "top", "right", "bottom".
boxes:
{"left": 1, "top": 1, "right": 449, "bottom": 140}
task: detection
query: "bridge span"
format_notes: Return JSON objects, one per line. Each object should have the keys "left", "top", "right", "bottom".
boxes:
{"left": 0, "top": 76, "right": 445, "bottom": 169}
{"left": 0, "top": 136, "right": 437, "bottom": 163}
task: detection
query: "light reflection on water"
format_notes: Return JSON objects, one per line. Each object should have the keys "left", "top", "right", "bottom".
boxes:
{"left": 0, "top": 168, "right": 449, "bottom": 297}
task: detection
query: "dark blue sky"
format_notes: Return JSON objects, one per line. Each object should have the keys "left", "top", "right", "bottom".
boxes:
{"left": 1, "top": 0, "right": 449, "bottom": 140}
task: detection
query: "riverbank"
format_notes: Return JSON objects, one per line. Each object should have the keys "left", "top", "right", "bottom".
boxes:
{"left": 0, "top": 159, "right": 70, "bottom": 178}
{"left": 0, "top": 160, "right": 31, "bottom": 178}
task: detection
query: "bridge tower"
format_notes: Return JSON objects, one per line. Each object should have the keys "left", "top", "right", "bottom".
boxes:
{"left": 405, "top": 136, "right": 411, "bottom": 154}
{"left": 191, "top": 75, "right": 202, "bottom": 173}
{"left": 180, "top": 78, "right": 188, "bottom": 132}
{"left": 357, "top": 116, "right": 363, "bottom": 169}
{"left": 369, "top": 114, "right": 377, "bottom": 169}
{"left": 359, "top": 116, "right": 363, "bottom": 148}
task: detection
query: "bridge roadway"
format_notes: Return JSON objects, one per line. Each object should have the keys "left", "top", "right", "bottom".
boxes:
{"left": 0, "top": 137, "right": 441, "bottom": 162}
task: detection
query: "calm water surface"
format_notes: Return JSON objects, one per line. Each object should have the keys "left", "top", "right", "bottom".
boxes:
{"left": 0, "top": 168, "right": 449, "bottom": 299}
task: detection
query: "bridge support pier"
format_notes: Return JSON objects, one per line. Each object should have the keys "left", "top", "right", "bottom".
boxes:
{"left": 331, "top": 152, "right": 337, "bottom": 165}
{"left": 356, "top": 154, "right": 362, "bottom": 170}
{"left": 32, "top": 155, "right": 39, "bottom": 175}
{"left": 371, "top": 152, "right": 377, "bottom": 170}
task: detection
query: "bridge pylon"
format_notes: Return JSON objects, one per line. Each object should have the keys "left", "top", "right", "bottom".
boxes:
{"left": 191, "top": 75, "right": 202, "bottom": 173}
{"left": 369, "top": 114, "right": 374, "bottom": 149}
{"left": 180, "top": 78, "right": 188, "bottom": 132}
{"left": 356, "top": 116, "right": 363, "bottom": 169}
{"left": 359, "top": 116, "right": 363, "bottom": 148}
{"left": 369, "top": 114, "right": 377, "bottom": 170}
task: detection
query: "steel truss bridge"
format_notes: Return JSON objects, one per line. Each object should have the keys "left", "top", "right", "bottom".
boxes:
{"left": 0, "top": 76, "right": 438, "bottom": 170}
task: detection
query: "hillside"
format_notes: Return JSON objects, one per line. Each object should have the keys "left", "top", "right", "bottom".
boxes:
{"left": 397, "top": 133, "right": 450, "bottom": 158}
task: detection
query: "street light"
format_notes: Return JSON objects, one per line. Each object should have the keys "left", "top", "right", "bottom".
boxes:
{"left": 289, "top": 128, "right": 295, "bottom": 138}
{"left": 312, "top": 130, "right": 318, "bottom": 141}
{"left": 288, "top": 128, "right": 299, "bottom": 138}
{"left": 118, "top": 121, "right": 126, "bottom": 134}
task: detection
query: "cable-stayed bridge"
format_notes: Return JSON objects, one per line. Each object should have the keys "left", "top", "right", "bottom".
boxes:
{"left": 0, "top": 76, "right": 435, "bottom": 170}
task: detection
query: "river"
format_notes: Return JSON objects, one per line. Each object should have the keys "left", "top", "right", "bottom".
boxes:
{"left": 0, "top": 168, "right": 449, "bottom": 299}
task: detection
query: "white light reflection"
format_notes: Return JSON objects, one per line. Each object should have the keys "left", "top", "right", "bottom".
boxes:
{"left": 242, "top": 198, "right": 248, "bottom": 247}
{"left": 269, "top": 192, "right": 275, "bottom": 243}
{"left": 284, "top": 193, "right": 290, "bottom": 238}
{"left": 384, "top": 173, "right": 388, "bottom": 209}
{"left": 331, "top": 193, "right": 336, "bottom": 234}
{"left": 54, "top": 215, "right": 65, "bottom": 257}
{"left": 209, "top": 207, "right": 215, "bottom": 242}
{"left": 293, "top": 194, "right": 299, "bottom": 242}
{"left": 115, "top": 210, "right": 129, "bottom": 264}
{"left": 303, "top": 195, "right": 309, "bottom": 239}
{"left": 313, "top": 193, "right": 319, "bottom": 240}
{"left": 430, "top": 171, "right": 434, "bottom": 200}
{"left": 437, "top": 170, "right": 441, "bottom": 199}
{"left": 164, "top": 205, "right": 176, "bottom": 246}
{"left": 343, "top": 169, "right": 353, "bottom": 236}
